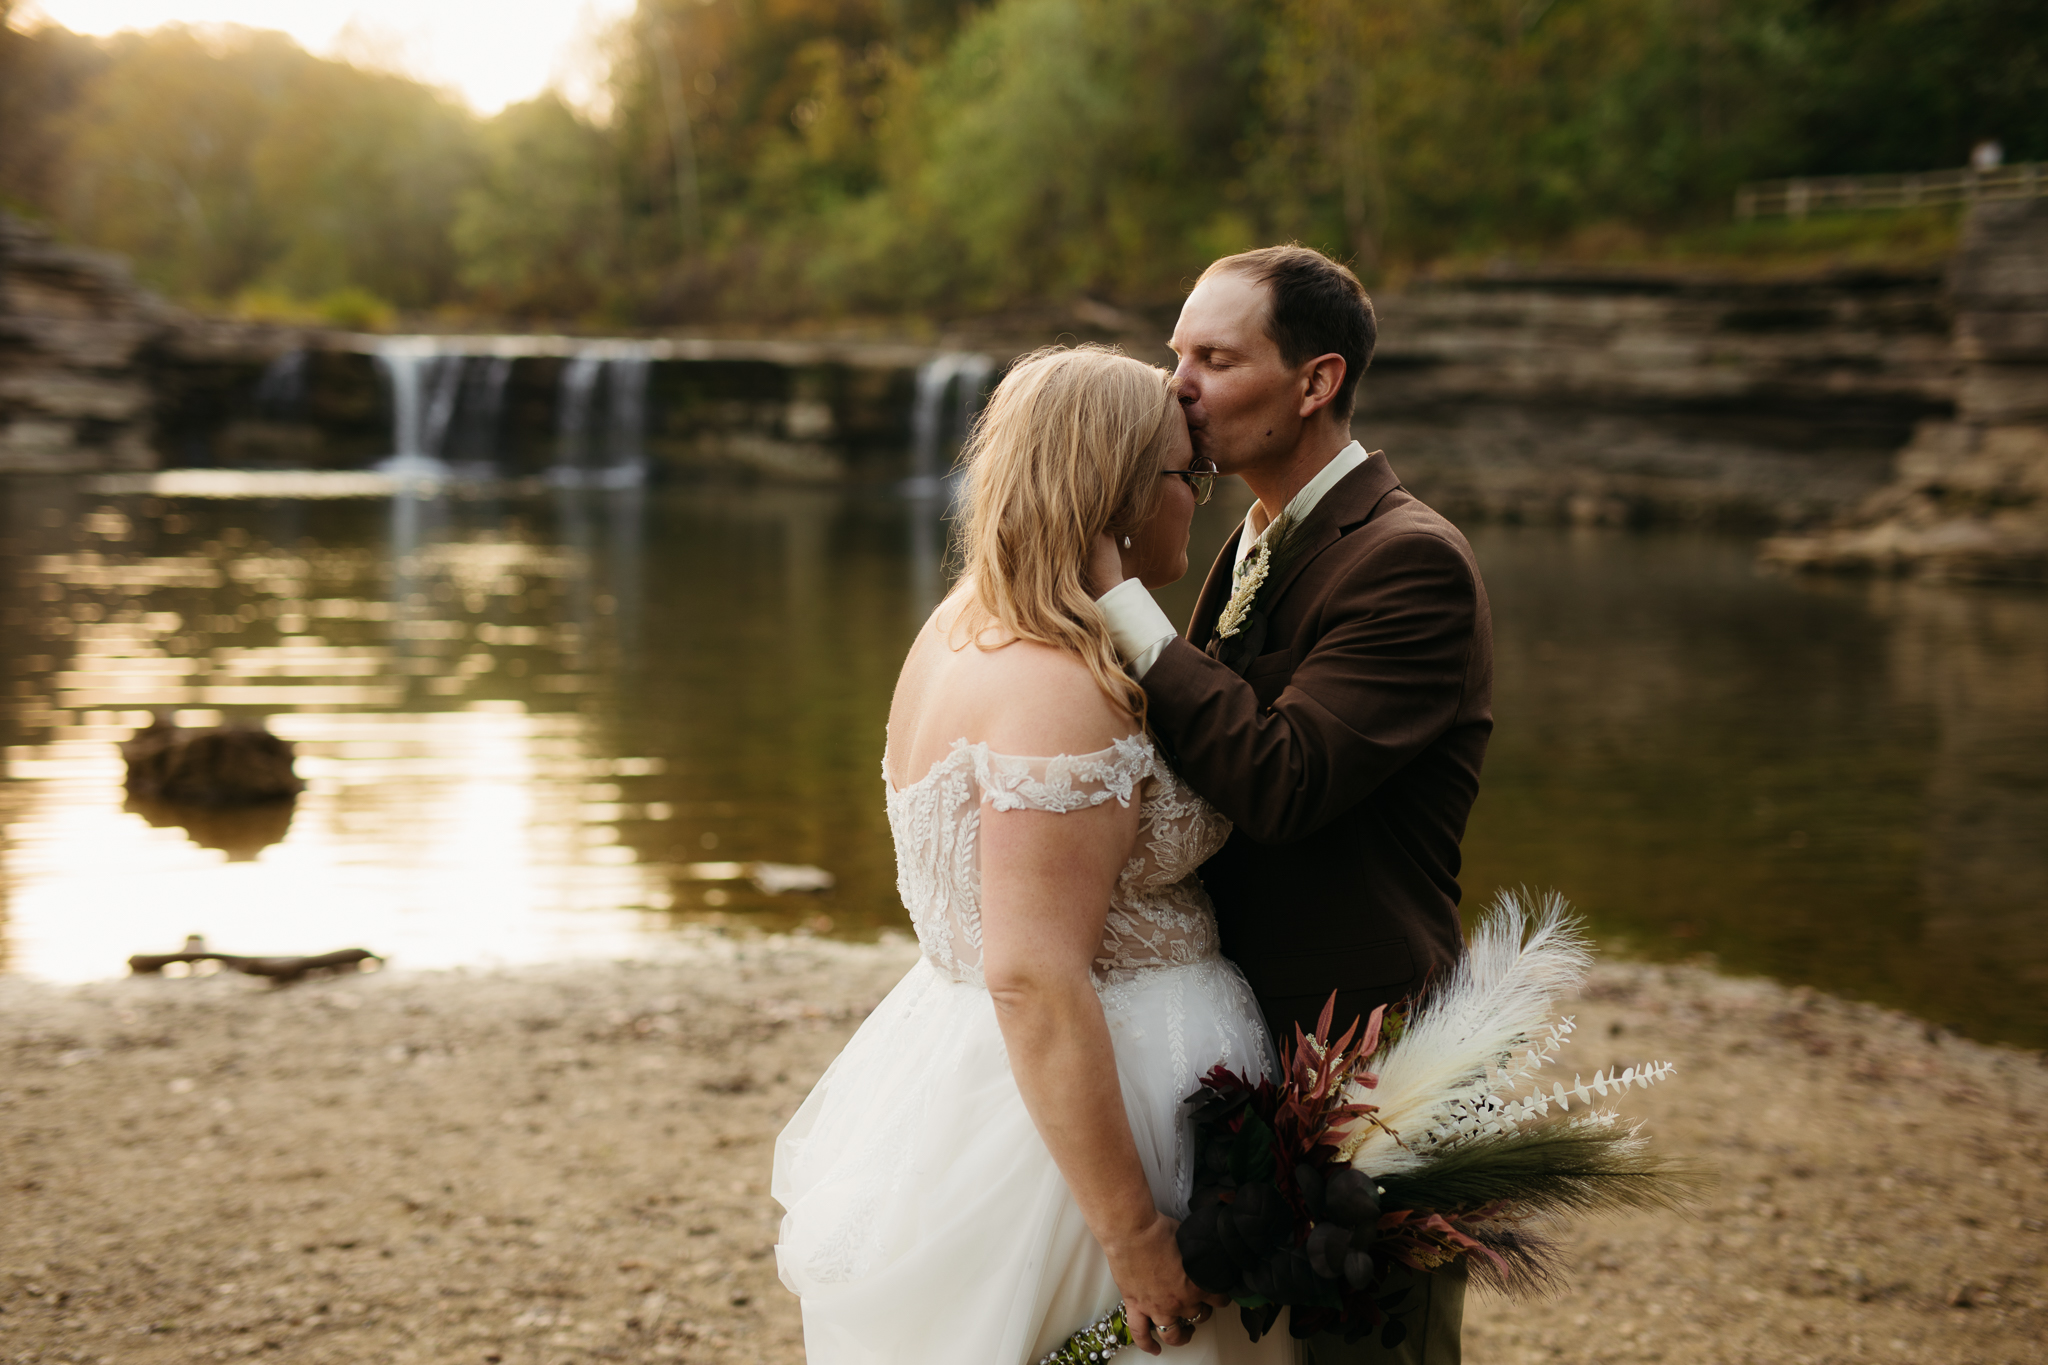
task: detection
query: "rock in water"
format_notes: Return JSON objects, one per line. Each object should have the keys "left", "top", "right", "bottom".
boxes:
{"left": 120, "top": 719, "right": 305, "bottom": 806}
{"left": 122, "top": 794, "right": 296, "bottom": 861}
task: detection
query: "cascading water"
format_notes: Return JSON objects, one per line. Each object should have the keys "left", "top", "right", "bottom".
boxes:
{"left": 606, "top": 355, "right": 651, "bottom": 476}
{"left": 549, "top": 343, "right": 655, "bottom": 489}
{"left": 372, "top": 336, "right": 465, "bottom": 479}
{"left": 553, "top": 353, "right": 605, "bottom": 476}
{"left": 370, "top": 337, "right": 655, "bottom": 486}
{"left": 906, "top": 352, "right": 993, "bottom": 496}
{"left": 904, "top": 352, "right": 990, "bottom": 618}
{"left": 374, "top": 339, "right": 426, "bottom": 460}
{"left": 548, "top": 341, "right": 651, "bottom": 491}
{"left": 418, "top": 354, "right": 467, "bottom": 460}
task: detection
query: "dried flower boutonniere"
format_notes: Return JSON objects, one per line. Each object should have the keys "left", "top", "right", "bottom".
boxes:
{"left": 1210, "top": 511, "right": 1308, "bottom": 670}
{"left": 1216, "top": 537, "right": 1275, "bottom": 641}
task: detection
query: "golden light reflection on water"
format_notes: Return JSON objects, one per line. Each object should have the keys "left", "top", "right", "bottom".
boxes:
{"left": 0, "top": 484, "right": 783, "bottom": 981}
{"left": 4, "top": 477, "right": 2044, "bottom": 1049}
{"left": 4, "top": 707, "right": 672, "bottom": 980}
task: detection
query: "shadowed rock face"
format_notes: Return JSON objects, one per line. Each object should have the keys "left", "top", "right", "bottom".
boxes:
{"left": 1370, "top": 267, "right": 1957, "bottom": 423}
{"left": 1764, "top": 200, "right": 2048, "bottom": 581}
{"left": 1372, "top": 268, "right": 1959, "bottom": 531}
{"left": 0, "top": 213, "right": 172, "bottom": 472}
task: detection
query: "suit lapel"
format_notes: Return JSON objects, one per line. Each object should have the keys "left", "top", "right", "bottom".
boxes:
{"left": 1247, "top": 453, "right": 1404, "bottom": 622}
{"left": 1184, "top": 454, "right": 1406, "bottom": 666}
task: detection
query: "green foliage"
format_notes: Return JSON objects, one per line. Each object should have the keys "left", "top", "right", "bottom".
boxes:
{"left": 888, "top": 0, "right": 1266, "bottom": 308}
{"left": 1796, "top": 0, "right": 2048, "bottom": 176}
{"left": 0, "top": 4, "right": 105, "bottom": 217}
{"left": 1034, "top": 1304, "right": 1133, "bottom": 1365}
{"left": 452, "top": 94, "right": 620, "bottom": 319}
{"left": 1630, "top": 206, "right": 1965, "bottom": 273}
{"left": 313, "top": 286, "right": 397, "bottom": 332}
{"left": 20, "top": 23, "right": 475, "bottom": 307}
{"left": 2, "top": 0, "right": 2041, "bottom": 321}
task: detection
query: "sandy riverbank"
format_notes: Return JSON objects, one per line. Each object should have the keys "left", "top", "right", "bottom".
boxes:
{"left": 2, "top": 936, "right": 2043, "bottom": 1365}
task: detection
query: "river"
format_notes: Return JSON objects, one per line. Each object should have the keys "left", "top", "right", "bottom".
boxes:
{"left": 2, "top": 474, "right": 2042, "bottom": 1048}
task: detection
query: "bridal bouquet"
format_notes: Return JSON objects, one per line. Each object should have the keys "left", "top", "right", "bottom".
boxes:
{"left": 1037, "top": 892, "right": 1697, "bottom": 1364}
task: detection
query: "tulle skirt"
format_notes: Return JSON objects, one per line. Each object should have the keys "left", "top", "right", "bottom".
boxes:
{"left": 773, "top": 954, "right": 1295, "bottom": 1365}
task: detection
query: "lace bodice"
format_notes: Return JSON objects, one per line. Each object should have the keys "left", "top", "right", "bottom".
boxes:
{"left": 883, "top": 733, "right": 1232, "bottom": 988}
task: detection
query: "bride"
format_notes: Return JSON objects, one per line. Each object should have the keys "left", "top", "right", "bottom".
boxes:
{"left": 773, "top": 346, "right": 1289, "bottom": 1363}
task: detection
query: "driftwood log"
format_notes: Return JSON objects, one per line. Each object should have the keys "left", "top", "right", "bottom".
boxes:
{"left": 128, "top": 947, "right": 381, "bottom": 985}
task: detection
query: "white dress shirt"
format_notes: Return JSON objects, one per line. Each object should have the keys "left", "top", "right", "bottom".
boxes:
{"left": 1099, "top": 441, "right": 1373, "bottom": 678}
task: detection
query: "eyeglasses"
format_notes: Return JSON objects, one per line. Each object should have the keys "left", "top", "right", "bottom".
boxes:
{"left": 1161, "top": 461, "right": 1218, "bottom": 505}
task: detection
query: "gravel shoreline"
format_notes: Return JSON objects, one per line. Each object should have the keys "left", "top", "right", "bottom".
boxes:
{"left": 3, "top": 936, "right": 2043, "bottom": 1365}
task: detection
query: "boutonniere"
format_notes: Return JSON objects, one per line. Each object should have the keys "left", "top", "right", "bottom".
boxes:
{"left": 1215, "top": 534, "right": 1275, "bottom": 641}
{"left": 1214, "top": 510, "right": 1306, "bottom": 641}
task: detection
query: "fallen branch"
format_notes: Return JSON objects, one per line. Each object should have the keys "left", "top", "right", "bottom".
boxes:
{"left": 128, "top": 947, "right": 382, "bottom": 985}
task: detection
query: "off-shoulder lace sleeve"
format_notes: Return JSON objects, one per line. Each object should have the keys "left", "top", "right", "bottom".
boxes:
{"left": 971, "top": 734, "right": 1159, "bottom": 812}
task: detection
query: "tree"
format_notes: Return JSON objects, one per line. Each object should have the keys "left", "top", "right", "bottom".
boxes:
{"left": 453, "top": 94, "right": 620, "bottom": 319}
{"left": 48, "top": 24, "right": 480, "bottom": 306}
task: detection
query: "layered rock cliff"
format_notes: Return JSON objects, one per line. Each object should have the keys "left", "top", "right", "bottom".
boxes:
{"left": 0, "top": 213, "right": 171, "bottom": 471}
{"left": 1763, "top": 201, "right": 2048, "bottom": 581}
{"left": 1364, "top": 266, "right": 1958, "bottom": 530}
{"left": 9, "top": 204, "right": 2044, "bottom": 548}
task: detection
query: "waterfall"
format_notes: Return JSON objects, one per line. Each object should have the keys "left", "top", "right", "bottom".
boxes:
{"left": 606, "top": 354, "right": 651, "bottom": 477}
{"left": 550, "top": 342, "right": 654, "bottom": 489}
{"left": 373, "top": 337, "right": 653, "bottom": 485}
{"left": 903, "top": 352, "right": 987, "bottom": 619}
{"left": 418, "top": 353, "right": 467, "bottom": 459}
{"left": 906, "top": 352, "right": 993, "bottom": 495}
{"left": 374, "top": 338, "right": 427, "bottom": 460}
{"left": 554, "top": 353, "right": 605, "bottom": 475}
{"left": 372, "top": 336, "right": 467, "bottom": 475}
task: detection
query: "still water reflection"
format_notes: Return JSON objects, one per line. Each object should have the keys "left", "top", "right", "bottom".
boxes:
{"left": 1, "top": 478, "right": 2042, "bottom": 1047}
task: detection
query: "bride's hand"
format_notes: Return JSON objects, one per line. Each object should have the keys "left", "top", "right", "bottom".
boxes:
{"left": 1105, "top": 1213, "right": 1227, "bottom": 1354}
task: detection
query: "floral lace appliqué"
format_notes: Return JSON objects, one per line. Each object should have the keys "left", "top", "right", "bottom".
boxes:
{"left": 883, "top": 734, "right": 1234, "bottom": 992}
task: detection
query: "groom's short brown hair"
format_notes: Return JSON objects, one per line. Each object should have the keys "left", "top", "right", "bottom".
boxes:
{"left": 1200, "top": 245, "right": 1376, "bottom": 422}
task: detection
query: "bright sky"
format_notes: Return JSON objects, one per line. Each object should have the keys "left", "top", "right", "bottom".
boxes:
{"left": 16, "top": 0, "right": 639, "bottom": 113}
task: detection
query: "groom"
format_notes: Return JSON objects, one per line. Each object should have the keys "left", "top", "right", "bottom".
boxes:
{"left": 1090, "top": 245, "right": 1493, "bottom": 1364}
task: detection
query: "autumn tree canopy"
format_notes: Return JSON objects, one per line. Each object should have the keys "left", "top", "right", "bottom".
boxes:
{"left": 2, "top": 0, "right": 2042, "bottom": 323}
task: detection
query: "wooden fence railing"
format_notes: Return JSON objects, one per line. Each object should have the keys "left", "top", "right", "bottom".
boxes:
{"left": 1735, "top": 164, "right": 2046, "bottom": 220}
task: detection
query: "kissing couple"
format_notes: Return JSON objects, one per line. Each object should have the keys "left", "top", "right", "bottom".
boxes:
{"left": 774, "top": 245, "right": 1494, "bottom": 1364}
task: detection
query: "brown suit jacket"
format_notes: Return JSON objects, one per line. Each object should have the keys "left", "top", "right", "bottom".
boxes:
{"left": 1143, "top": 453, "right": 1493, "bottom": 1047}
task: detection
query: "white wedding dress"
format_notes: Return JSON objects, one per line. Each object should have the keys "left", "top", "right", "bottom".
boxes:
{"left": 773, "top": 734, "right": 1292, "bottom": 1364}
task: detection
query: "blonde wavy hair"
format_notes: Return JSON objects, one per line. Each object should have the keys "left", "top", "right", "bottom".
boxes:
{"left": 951, "top": 344, "right": 1180, "bottom": 723}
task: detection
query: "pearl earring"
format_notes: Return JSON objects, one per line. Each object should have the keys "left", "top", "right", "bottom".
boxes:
{"left": 1122, "top": 535, "right": 1132, "bottom": 549}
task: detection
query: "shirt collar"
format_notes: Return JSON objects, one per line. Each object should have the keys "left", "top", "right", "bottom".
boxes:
{"left": 1234, "top": 441, "right": 1372, "bottom": 568}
